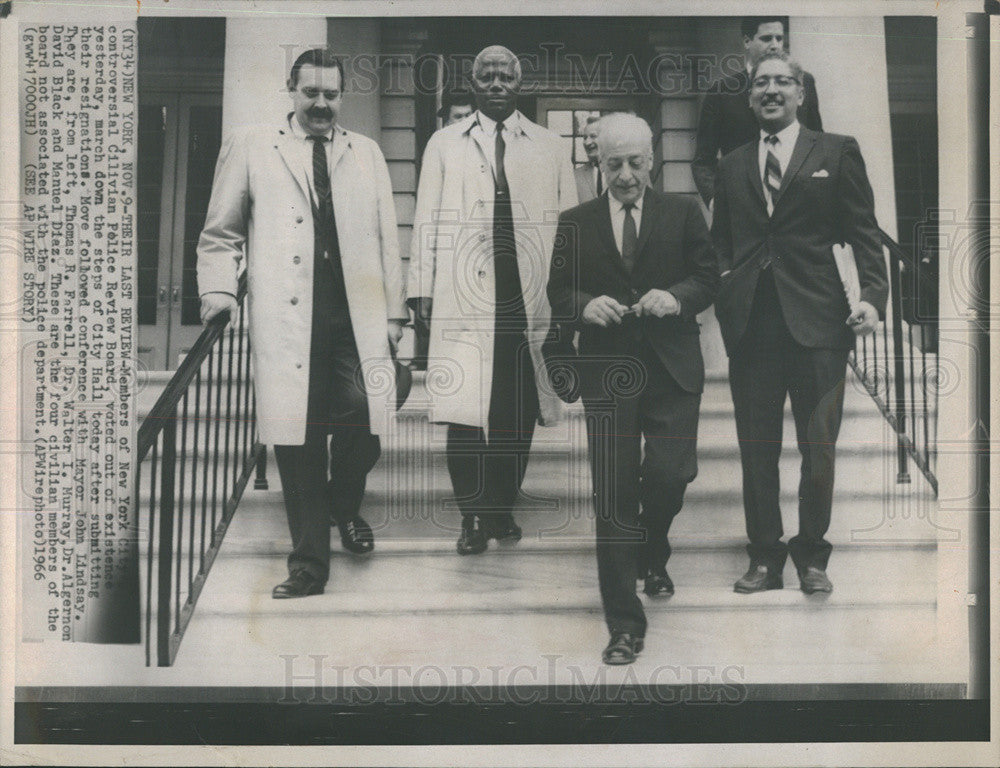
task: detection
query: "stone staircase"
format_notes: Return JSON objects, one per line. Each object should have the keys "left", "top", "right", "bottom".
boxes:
{"left": 131, "top": 366, "right": 965, "bottom": 692}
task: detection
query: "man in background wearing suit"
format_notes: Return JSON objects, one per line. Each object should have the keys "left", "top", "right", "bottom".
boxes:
{"left": 547, "top": 113, "right": 718, "bottom": 665}
{"left": 573, "top": 114, "right": 603, "bottom": 203}
{"left": 711, "top": 52, "right": 886, "bottom": 596}
{"left": 198, "top": 48, "right": 407, "bottom": 599}
{"left": 692, "top": 16, "right": 823, "bottom": 209}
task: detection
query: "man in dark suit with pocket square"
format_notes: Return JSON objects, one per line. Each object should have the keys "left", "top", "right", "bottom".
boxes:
{"left": 691, "top": 16, "right": 823, "bottom": 209}
{"left": 711, "top": 52, "right": 887, "bottom": 596}
{"left": 546, "top": 113, "right": 718, "bottom": 664}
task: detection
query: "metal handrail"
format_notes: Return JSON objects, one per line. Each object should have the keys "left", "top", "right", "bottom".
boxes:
{"left": 136, "top": 272, "right": 267, "bottom": 666}
{"left": 848, "top": 229, "right": 937, "bottom": 494}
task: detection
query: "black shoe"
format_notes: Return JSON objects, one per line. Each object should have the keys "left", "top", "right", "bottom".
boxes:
{"left": 489, "top": 513, "right": 522, "bottom": 542}
{"left": 272, "top": 570, "right": 325, "bottom": 599}
{"left": 799, "top": 566, "right": 833, "bottom": 594}
{"left": 734, "top": 563, "right": 783, "bottom": 593}
{"left": 643, "top": 571, "right": 674, "bottom": 597}
{"left": 456, "top": 517, "right": 488, "bottom": 556}
{"left": 337, "top": 515, "right": 374, "bottom": 555}
{"left": 602, "top": 632, "right": 644, "bottom": 665}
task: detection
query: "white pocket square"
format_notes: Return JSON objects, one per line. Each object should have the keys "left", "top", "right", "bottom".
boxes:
{"left": 811, "top": 169, "right": 830, "bottom": 178}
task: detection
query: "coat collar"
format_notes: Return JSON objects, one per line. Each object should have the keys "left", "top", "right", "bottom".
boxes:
{"left": 275, "top": 115, "right": 353, "bottom": 200}
{"left": 741, "top": 127, "right": 818, "bottom": 212}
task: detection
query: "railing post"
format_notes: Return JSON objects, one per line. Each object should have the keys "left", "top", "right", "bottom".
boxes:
{"left": 156, "top": 411, "right": 178, "bottom": 666}
{"left": 254, "top": 444, "right": 269, "bottom": 490}
{"left": 889, "top": 254, "right": 911, "bottom": 483}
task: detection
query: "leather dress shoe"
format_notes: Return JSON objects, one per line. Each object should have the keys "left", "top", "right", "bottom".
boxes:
{"left": 799, "top": 566, "right": 833, "bottom": 594}
{"left": 734, "top": 563, "right": 783, "bottom": 593}
{"left": 456, "top": 517, "right": 488, "bottom": 556}
{"left": 337, "top": 515, "right": 374, "bottom": 554}
{"left": 643, "top": 571, "right": 674, "bottom": 597}
{"left": 272, "top": 570, "right": 325, "bottom": 599}
{"left": 602, "top": 632, "right": 644, "bottom": 665}
{"left": 488, "top": 513, "right": 522, "bottom": 542}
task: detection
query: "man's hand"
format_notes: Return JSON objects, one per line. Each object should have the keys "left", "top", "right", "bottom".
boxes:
{"left": 633, "top": 289, "right": 680, "bottom": 318}
{"left": 200, "top": 292, "right": 238, "bottom": 326}
{"left": 847, "top": 300, "right": 879, "bottom": 336}
{"left": 582, "top": 295, "right": 629, "bottom": 327}
{"left": 387, "top": 319, "right": 405, "bottom": 353}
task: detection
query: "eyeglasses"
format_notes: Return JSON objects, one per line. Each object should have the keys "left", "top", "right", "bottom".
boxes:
{"left": 750, "top": 75, "right": 800, "bottom": 90}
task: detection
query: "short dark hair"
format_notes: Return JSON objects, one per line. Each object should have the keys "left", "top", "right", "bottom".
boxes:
{"left": 741, "top": 16, "right": 787, "bottom": 41}
{"left": 288, "top": 48, "right": 346, "bottom": 90}
{"left": 437, "top": 88, "right": 475, "bottom": 118}
{"left": 749, "top": 51, "right": 803, "bottom": 85}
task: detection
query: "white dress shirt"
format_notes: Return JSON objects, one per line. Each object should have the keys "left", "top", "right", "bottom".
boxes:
{"left": 471, "top": 109, "right": 523, "bottom": 176}
{"left": 608, "top": 191, "right": 644, "bottom": 255}
{"left": 757, "top": 119, "right": 800, "bottom": 215}
{"left": 288, "top": 114, "right": 341, "bottom": 198}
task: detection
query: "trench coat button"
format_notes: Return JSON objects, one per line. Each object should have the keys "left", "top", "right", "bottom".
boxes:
{"left": 296, "top": 216, "right": 304, "bottom": 224}
{"left": 292, "top": 256, "right": 301, "bottom": 264}
{"left": 290, "top": 297, "right": 299, "bottom": 305}
{"left": 479, "top": 233, "right": 487, "bottom": 242}
{"left": 478, "top": 270, "right": 486, "bottom": 278}
{"left": 296, "top": 363, "right": 302, "bottom": 369}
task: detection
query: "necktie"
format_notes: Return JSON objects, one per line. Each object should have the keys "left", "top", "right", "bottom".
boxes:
{"left": 621, "top": 203, "right": 637, "bottom": 272}
{"left": 763, "top": 134, "right": 782, "bottom": 211}
{"left": 493, "top": 121, "right": 525, "bottom": 331}
{"left": 595, "top": 165, "right": 603, "bottom": 196}
{"left": 308, "top": 134, "right": 333, "bottom": 246}
{"left": 494, "top": 121, "right": 509, "bottom": 193}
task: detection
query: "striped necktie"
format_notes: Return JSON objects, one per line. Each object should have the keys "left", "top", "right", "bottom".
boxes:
{"left": 763, "top": 134, "right": 782, "bottom": 212}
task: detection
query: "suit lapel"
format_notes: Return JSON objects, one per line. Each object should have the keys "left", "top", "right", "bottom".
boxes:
{"left": 632, "top": 189, "right": 659, "bottom": 273}
{"left": 777, "top": 128, "right": 817, "bottom": 200}
{"left": 594, "top": 198, "right": 631, "bottom": 281}
{"left": 274, "top": 129, "right": 311, "bottom": 202}
{"left": 742, "top": 142, "right": 768, "bottom": 210}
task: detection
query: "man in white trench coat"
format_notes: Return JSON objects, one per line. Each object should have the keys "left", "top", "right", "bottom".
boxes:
{"left": 197, "top": 48, "right": 408, "bottom": 598}
{"left": 408, "top": 45, "right": 577, "bottom": 554}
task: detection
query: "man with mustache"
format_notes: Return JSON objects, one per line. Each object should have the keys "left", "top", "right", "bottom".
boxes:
{"left": 711, "top": 52, "right": 886, "bottom": 595}
{"left": 197, "top": 48, "right": 407, "bottom": 598}
{"left": 574, "top": 114, "right": 603, "bottom": 203}
{"left": 409, "top": 45, "right": 577, "bottom": 554}
{"left": 692, "top": 16, "right": 822, "bottom": 209}
{"left": 547, "top": 113, "right": 718, "bottom": 664}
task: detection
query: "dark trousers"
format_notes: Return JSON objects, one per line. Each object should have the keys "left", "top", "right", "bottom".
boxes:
{"left": 273, "top": 319, "right": 380, "bottom": 583}
{"left": 729, "top": 270, "right": 849, "bottom": 573}
{"left": 446, "top": 331, "right": 539, "bottom": 525}
{"left": 585, "top": 343, "right": 700, "bottom": 637}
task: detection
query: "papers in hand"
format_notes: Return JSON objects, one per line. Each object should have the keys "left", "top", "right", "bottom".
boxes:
{"left": 832, "top": 243, "right": 861, "bottom": 312}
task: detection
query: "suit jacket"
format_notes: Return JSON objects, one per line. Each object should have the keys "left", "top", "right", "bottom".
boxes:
{"left": 711, "top": 128, "right": 887, "bottom": 355}
{"left": 197, "top": 122, "right": 407, "bottom": 445}
{"left": 691, "top": 69, "right": 822, "bottom": 206}
{"left": 545, "top": 188, "right": 719, "bottom": 401}
{"left": 573, "top": 163, "right": 600, "bottom": 204}
{"left": 407, "top": 111, "right": 578, "bottom": 428}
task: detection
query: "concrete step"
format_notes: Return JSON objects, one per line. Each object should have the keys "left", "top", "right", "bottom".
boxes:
{"left": 189, "top": 545, "right": 936, "bottom": 620}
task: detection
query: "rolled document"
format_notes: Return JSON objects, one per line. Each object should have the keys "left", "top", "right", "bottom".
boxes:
{"left": 833, "top": 242, "right": 861, "bottom": 312}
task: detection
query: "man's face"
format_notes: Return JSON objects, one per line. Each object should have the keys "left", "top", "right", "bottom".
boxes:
{"left": 472, "top": 50, "right": 521, "bottom": 122}
{"left": 582, "top": 121, "right": 601, "bottom": 164}
{"left": 600, "top": 133, "right": 652, "bottom": 206}
{"left": 749, "top": 58, "right": 803, "bottom": 133}
{"left": 288, "top": 63, "right": 343, "bottom": 136}
{"left": 445, "top": 103, "right": 474, "bottom": 126}
{"left": 744, "top": 21, "right": 785, "bottom": 66}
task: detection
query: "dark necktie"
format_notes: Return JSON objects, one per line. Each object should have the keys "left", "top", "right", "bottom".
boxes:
{"left": 763, "top": 134, "right": 782, "bottom": 210}
{"left": 595, "top": 165, "right": 603, "bottom": 196}
{"left": 493, "top": 121, "right": 525, "bottom": 331}
{"left": 308, "top": 134, "right": 334, "bottom": 249}
{"left": 621, "top": 202, "right": 638, "bottom": 272}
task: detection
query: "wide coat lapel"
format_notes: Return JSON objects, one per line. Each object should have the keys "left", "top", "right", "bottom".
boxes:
{"left": 776, "top": 128, "right": 818, "bottom": 202}
{"left": 274, "top": 127, "right": 311, "bottom": 203}
{"left": 593, "top": 196, "right": 631, "bottom": 282}
{"left": 742, "top": 141, "right": 768, "bottom": 211}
